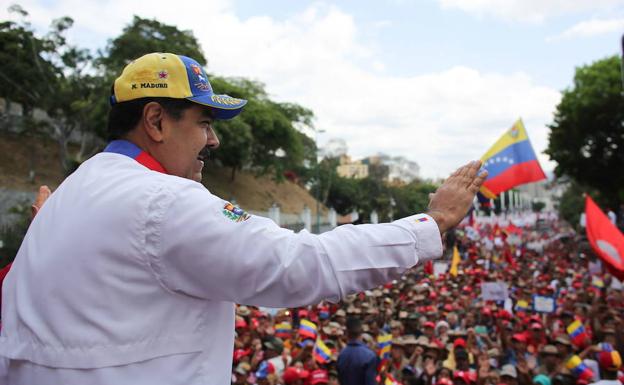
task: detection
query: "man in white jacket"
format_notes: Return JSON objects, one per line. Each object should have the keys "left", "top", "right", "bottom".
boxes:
{"left": 0, "top": 52, "right": 486, "bottom": 385}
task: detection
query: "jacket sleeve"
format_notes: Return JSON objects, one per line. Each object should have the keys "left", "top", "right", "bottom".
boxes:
{"left": 146, "top": 182, "right": 442, "bottom": 307}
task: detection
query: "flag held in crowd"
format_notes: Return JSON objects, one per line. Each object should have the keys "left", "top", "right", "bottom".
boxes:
{"left": 566, "top": 320, "right": 588, "bottom": 347}
{"left": 479, "top": 119, "right": 546, "bottom": 198}
{"left": 566, "top": 355, "right": 594, "bottom": 381}
{"left": 299, "top": 319, "right": 318, "bottom": 340}
{"left": 377, "top": 333, "right": 392, "bottom": 359}
{"left": 254, "top": 360, "right": 275, "bottom": 379}
{"left": 585, "top": 195, "right": 624, "bottom": 281}
{"left": 275, "top": 321, "right": 292, "bottom": 339}
{"left": 515, "top": 299, "right": 530, "bottom": 313}
{"left": 450, "top": 246, "right": 461, "bottom": 277}
{"left": 313, "top": 338, "right": 332, "bottom": 364}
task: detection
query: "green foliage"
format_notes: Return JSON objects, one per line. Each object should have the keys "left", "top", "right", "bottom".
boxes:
{"left": 208, "top": 76, "right": 314, "bottom": 180}
{"left": 390, "top": 181, "right": 437, "bottom": 219}
{"left": 558, "top": 182, "right": 585, "bottom": 229}
{"left": 531, "top": 201, "right": 546, "bottom": 213}
{"left": 314, "top": 158, "right": 437, "bottom": 222}
{"left": 99, "top": 16, "right": 207, "bottom": 72}
{"left": 0, "top": 202, "right": 31, "bottom": 266}
{"left": 0, "top": 6, "right": 107, "bottom": 172}
{"left": 546, "top": 56, "right": 624, "bottom": 208}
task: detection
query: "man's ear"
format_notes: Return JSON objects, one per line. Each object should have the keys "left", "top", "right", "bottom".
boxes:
{"left": 142, "top": 102, "right": 165, "bottom": 142}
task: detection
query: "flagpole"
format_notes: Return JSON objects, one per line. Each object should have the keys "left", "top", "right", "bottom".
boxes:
{"left": 510, "top": 190, "right": 514, "bottom": 213}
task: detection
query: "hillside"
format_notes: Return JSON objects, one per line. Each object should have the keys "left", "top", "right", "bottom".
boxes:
{"left": 0, "top": 132, "right": 325, "bottom": 216}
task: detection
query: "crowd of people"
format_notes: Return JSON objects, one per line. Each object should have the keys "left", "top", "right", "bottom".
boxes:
{"left": 229, "top": 213, "right": 623, "bottom": 385}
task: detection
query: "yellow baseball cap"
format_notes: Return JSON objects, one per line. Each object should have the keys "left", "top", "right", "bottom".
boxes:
{"left": 111, "top": 52, "right": 247, "bottom": 120}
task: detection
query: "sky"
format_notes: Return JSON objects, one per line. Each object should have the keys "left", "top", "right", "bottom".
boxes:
{"left": 3, "top": 0, "right": 623, "bottom": 178}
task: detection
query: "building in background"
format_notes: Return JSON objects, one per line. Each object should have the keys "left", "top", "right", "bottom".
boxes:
{"left": 336, "top": 155, "right": 369, "bottom": 179}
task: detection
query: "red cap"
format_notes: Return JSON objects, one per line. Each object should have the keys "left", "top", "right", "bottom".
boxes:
{"left": 454, "top": 370, "right": 477, "bottom": 383}
{"left": 437, "top": 379, "right": 454, "bottom": 385}
{"left": 497, "top": 310, "right": 512, "bottom": 320}
{"left": 598, "top": 350, "right": 622, "bottom": 371}
{"left": 424, "top": 321, "right": 435, "bottom": 329}
{"left": 454, "top": 338, "right": 467, "bottom": 349}
{"left": 530, "top": 323, "right": 543, "bottom": 330}
{"left": 298, "top": 309, "right": 309, "bottom": 318}
{"left": 512, "top": 333, "right": 527, "bottom": 343}
{"left": 283, "top": 367, "right": 310, "bottom": 384}
{"left": 235, "top": 317, "right": 248, "bottom": 329}
{"left": 310, "top": 369, "right": 329, "bottom": 384}
{"left": 233, "top": 348, "right": 251, "bottom": 363}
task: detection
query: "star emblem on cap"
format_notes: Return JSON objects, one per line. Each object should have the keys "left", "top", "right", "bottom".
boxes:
{"left": 158, "top": 70, "right": 168, "bottom": 80}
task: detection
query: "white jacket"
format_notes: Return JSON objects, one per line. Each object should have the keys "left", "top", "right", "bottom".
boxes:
{"left": 0, "top": 151, "right": 442, "bottom": 384}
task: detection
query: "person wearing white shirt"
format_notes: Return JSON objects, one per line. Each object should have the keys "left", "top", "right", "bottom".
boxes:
{"left": 0, "top": 53, "right": 487, "bottom": 385}
{"left": 607, "top": 209, "right": 617, "bottom": 225}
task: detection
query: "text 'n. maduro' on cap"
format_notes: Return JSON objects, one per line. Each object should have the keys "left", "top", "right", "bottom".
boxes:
{"left": 111, "top": 52, "right": 247, "bottom": 120}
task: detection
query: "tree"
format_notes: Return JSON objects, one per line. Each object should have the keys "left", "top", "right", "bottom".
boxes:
{"left": 0, "top": 6, "right": 105, "bottom": 174}
{"left": 546, "top": 56, "right": 624, "bottom": 207}
{"left": 99, "top": 16, "right": 207, "bottom": 73}
{"left": 207, "top": 77, "right": 315, "bottom": 181}
{"left": 557, "top": 181, "right": 589, "bottom": 229}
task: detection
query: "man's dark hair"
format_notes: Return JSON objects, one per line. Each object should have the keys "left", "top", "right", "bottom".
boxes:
{"left": 107, "top": 96, "right": 196, "bottom": 141}
{"left": 345, "top": 317, "right": 363, "bottom": 339}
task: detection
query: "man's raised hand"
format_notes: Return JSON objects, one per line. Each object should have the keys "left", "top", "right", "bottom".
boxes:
{"left": 426, "top": 161, "right": 488, "bottom": 234}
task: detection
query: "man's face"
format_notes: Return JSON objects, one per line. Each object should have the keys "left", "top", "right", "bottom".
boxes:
{"left": 158, "top": 104, "right": 219, "bottom": 182}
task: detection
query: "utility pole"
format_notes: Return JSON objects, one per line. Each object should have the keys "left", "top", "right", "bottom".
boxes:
{"left": 315, "top": 129, "right": 326, "bottom": 233}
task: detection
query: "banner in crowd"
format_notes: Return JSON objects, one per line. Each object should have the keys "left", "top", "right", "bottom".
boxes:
{"left": 585, "top": 195, "right": 624, "bottom": 281}
{"left": 478, "top": 119, "right": 546, "bottom": 198}
{"left": 533, "top": 295, "right": 556, "bottom": 313}
{"left": 481, "top": 282, "right": 508, "bottom": 302}
{"left": 434, "top": 262, "right": 449, "bottom": 277}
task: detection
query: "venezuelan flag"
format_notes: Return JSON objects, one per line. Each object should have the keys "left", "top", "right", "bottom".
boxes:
{"left": 377, "top": 333, "right": 392, "bottom": 359}
{"left": 566, "top": 355, "right": 594, "bottom": 381}
{"left": 313, "top": 338, "right": 333, "bottom": 364}
{"left": 275, "top": 322, "right": 292, "bottom": 339}
{"left": 566, "top": 320, "right": 587, "bottom": 346}
{"left": 515, "top": 299, "right": 530, "bottom": 313}
{"left": 299, "top": 319, "right": 318, "bottom": 340}
{"left": 479, "top": 119, "right": 546, "bottom": 199}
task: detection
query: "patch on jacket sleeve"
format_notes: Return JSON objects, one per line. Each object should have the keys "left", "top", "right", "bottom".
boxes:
{"left": 222, "top": 202, "right": 251, "bottom": 222}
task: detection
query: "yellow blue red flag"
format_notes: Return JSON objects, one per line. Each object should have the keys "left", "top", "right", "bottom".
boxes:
{"left": 313, "top": 338, "right": 333, "bottom": 364}
{"left": 299, "top": 319, "right": 318, "bottom": 340}
{"left": 377, "top": 333, "right": 392, "bottom": 359}
{"left": 479, "top": 119, "right": 546, "bottom": 198}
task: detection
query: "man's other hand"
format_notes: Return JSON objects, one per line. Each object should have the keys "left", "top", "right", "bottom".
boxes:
{"left": 426, "top": 161, "right": 487, "bottom": 234}
{"left": 31, "top": 185, "right": 52, "bottom": 220}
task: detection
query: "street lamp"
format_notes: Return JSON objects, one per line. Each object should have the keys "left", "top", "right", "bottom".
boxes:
{"left": 315, "top": 129, "right": 326, "bottom": 233}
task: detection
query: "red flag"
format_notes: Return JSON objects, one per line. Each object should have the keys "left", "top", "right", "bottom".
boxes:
{"left": 585, "top": 196, "right": 624, "bottom": 280}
